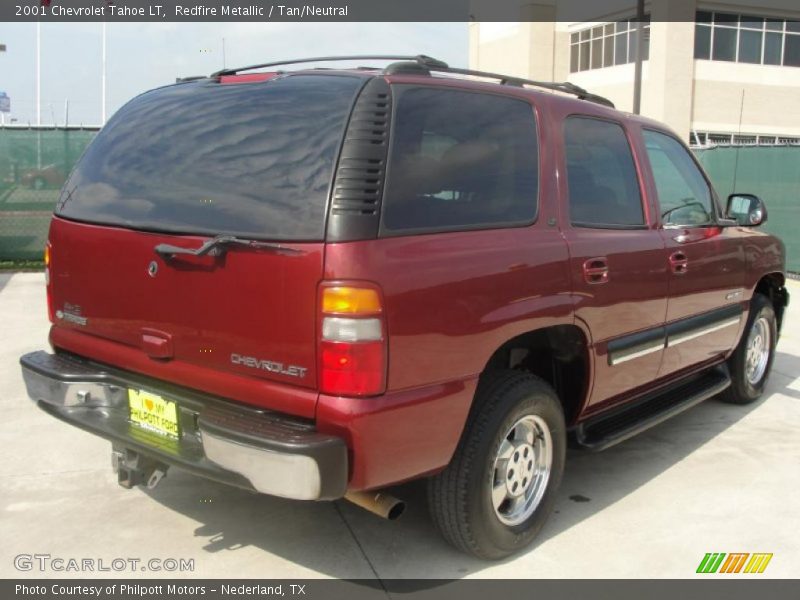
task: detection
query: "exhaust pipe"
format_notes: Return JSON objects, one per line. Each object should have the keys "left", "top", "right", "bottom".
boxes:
{"left": 345, "top": 490, "right": 405, "bottom": 520}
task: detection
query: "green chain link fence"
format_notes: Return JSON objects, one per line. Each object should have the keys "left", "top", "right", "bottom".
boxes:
{"left": 0, "top": 128, "right": 797, "bottom": 271}
{"left": 0, "top": 127, "right": 97, "bottom": 262}
{"left": 694, "top": 146, "right": 799, "bottom": 273}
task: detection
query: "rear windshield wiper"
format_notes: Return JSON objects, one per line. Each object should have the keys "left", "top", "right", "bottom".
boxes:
{"left": 154, "top": 235, "right": 302, "bottom": 259}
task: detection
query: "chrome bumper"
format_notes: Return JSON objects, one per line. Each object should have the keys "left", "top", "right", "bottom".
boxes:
{"left": 20, "top": 351, "right": 348, "bottom": 501}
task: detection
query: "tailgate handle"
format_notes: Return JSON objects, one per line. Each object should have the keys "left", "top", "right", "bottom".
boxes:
{"left": 141, "top": 329, "right": 173, "bottom": 359}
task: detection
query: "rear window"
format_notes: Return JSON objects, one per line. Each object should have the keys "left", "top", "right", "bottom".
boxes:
{"left": 381, "top": 87, "right": 539, "bottom": 234}
{"left": 56, "top": 74, "right": 362, "bottom": 241}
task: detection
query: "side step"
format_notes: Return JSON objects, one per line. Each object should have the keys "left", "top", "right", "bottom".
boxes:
{"left": 574, "top": 366, "right": 731, "bottom": 451}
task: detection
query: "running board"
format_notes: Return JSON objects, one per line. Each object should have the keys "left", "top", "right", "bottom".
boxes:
{"left": 574, "top": 366, "right": 731, "bottom": 451}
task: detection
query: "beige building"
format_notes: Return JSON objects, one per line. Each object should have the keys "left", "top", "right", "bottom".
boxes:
{"left": 469, "top": 0, "right": 800, "bottom": 144}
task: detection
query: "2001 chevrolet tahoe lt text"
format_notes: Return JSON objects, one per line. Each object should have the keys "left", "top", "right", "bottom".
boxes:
{"left": 20, "top": 55, "right": 788, "bottom": 559}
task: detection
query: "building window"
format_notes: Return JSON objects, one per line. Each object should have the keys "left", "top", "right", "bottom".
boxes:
{"left": 695, "top": 11, "right": 800, "bottom": 67}
{"left": 690, "top": 131, "right": 800, "bottom": 147}
{"left": 569, "top": 17, "right": 650, "bottom": 73}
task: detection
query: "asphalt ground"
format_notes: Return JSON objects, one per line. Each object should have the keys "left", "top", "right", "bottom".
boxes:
{"left": 2, "top": 273, "right": 798, "bottom": 578}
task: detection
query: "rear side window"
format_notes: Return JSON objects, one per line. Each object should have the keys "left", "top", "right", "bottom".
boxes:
{"left": 642, "top": 129, "right": 715, "bottom": 226}
{"left": 56, "top": 75, "right": 362, "bottom": 241}
{"left": 382, "top": 87, "right": 538, "bottom": 233}
{"left": 564, "top": 116, "right": 645, "bottom": 228}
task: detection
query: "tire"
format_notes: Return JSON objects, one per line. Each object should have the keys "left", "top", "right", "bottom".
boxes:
{"left": 427, "top": 370, "right": 566, "bottom": 559}
{"left": 721, "top": 293, "right": 777, "bottom": 405}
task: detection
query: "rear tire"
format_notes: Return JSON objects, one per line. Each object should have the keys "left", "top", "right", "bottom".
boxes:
{"left": 721, "top": 293, "right": 777, "bottom": 405}
{"left": 427, "top": 371, "right": 566, "bottom": 559}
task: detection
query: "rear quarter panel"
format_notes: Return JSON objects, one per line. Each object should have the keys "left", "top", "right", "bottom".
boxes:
{"left": 320, "top": 226, "right": 574, "bottom": 490}
{"left": 323, "top": 227, "right": 574, "bottom": 393}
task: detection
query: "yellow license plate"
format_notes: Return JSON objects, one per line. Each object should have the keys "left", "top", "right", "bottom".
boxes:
{"left": 128, "top": 389, "right": 180, "bottom": 438}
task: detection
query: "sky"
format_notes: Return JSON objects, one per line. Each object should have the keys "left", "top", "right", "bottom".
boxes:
{"left": 0, "top": 22, "right": 468, "bottom": 126}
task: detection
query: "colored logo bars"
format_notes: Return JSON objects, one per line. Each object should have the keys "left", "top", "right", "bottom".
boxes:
{"left": 696, "top": 553, "right": 773, "bottom": 574}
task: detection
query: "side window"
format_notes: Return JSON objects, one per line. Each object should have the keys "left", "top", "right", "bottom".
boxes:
{"left": 382, "top": 87, "right": 539, "bottom": 233}
{"left": 643, "top": 129, "right": 714, "bottom": 226}
{"left": 564, "top": 117, "right": 645, "bottom": 227}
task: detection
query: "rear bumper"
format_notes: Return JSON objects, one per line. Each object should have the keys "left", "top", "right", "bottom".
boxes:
{"left": 19, "top": 351, "right": 348, "bottom": 500}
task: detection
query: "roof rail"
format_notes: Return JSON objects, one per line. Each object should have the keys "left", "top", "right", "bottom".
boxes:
{"left": 210, "top": 55, "right": 614, "bottom": 108}
{"left": 211, "top": 54, "right": 448, "bottom": 78}
{"left": 412, "top": 64, "right": 615, "bottom": 108}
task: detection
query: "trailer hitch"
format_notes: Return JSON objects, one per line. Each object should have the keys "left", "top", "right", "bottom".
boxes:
{"left": 111, "top": 447, "right": 169, "bottom": 490}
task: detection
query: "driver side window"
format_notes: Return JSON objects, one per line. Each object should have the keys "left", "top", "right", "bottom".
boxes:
{"left": 643, "top": 129, "right": 714, "bottom": 226}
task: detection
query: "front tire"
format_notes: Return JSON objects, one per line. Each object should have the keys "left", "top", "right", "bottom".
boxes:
{"left": 722, "top": 293, "right": 777, "bottom": 405}
{"left": 427, "top": 371, "right": 566, "bottom": 559}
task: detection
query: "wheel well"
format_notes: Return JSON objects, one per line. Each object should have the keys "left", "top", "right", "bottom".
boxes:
{"left": 755, "top": 273, "right": 787, "bottom": 332}
{"left": 482, "top": 325, "right": 589, "bottom": 425}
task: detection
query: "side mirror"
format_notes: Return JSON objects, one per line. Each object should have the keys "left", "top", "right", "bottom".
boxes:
{"left": 726, "top": 194, "right": 767, "bottom": 226}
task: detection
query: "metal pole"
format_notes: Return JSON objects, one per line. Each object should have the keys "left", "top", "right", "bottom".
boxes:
{"left": 0, "top": 42, "right": 5, "bottom": 126}
{"left": 36, "top": 22, "right": 41, "bottom": 126}
{"left": 632, "top": 0, "right": 645, "bottom": 115}
{"left": 732, "top": 89, "right": 745, "bottom": 191}
{"left": 101, "top": 22, "right": 107, "bottom": 124}
{"left": 64, "top": 98, "right": 69, "bottom": 128}
{"left": 36, "top": 22, "right": 41, "bottom": 169}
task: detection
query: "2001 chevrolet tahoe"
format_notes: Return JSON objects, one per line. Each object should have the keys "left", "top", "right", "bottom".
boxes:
{"left": 20, "top": 55, "right": 788, "bottom": 559}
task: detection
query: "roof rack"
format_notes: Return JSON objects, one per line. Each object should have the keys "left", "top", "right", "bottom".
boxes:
{"left": 424, "top": 65, "right": 615, "bottom": 108}
{"left": 211, "top": 54, "right": 448, "bottom": 77}
{"left": 210, "top": 55, "right": 614, "bottom": 108}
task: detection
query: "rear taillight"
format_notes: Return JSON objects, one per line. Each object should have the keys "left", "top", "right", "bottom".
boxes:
{"left": 319, "top": 285, "right": 386, "bottom": 397}
{"left": 44, "top": 241, "right": 54, "bottom": 323}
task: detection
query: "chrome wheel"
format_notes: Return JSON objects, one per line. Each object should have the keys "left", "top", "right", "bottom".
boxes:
{"left": 745, "top": 316, "right": 771, "bottom": 385}
{"left": 491, "top": 415, "right": 552, "bottom": 526}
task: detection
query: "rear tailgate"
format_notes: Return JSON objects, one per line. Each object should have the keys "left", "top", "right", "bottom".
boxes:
{"left": 46, "top": 73, "right": 365, "bottom": 416}
{"left": 49, "top": 217, "right": 322, "bottom": 388}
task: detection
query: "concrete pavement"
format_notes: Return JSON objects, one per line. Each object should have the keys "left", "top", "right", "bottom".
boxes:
{"left": 2, "top": 272, "right": 798, "bottom": 579}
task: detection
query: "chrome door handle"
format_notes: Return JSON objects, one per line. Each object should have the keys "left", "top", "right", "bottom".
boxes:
{"left": 583, "top": 257, "right": 609, "bottom": 284}
{"left": 669, "top": 251, "right": 688, "bottom": 274}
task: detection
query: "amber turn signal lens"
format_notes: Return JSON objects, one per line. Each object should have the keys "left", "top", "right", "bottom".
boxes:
{"left": 43, "top": 243, "right": 51, "bottom": 267}
{"left": 322, "top": 287, "right": 382, "bottom": 314}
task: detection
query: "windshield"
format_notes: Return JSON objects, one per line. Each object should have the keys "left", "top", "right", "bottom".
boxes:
{"left": 56, "top": 74, "right": 362, "bottom": 240}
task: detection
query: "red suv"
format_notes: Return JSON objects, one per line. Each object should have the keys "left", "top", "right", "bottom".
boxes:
{"left": 20, "top": 55, "right": 788, "bottom": 559}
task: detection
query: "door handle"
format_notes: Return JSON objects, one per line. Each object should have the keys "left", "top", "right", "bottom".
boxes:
{"left": 583, "top": 257, "right": 609, "bottom": 284}
{"left": 669, "top": 251, "right": 688, "bottom": 275}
